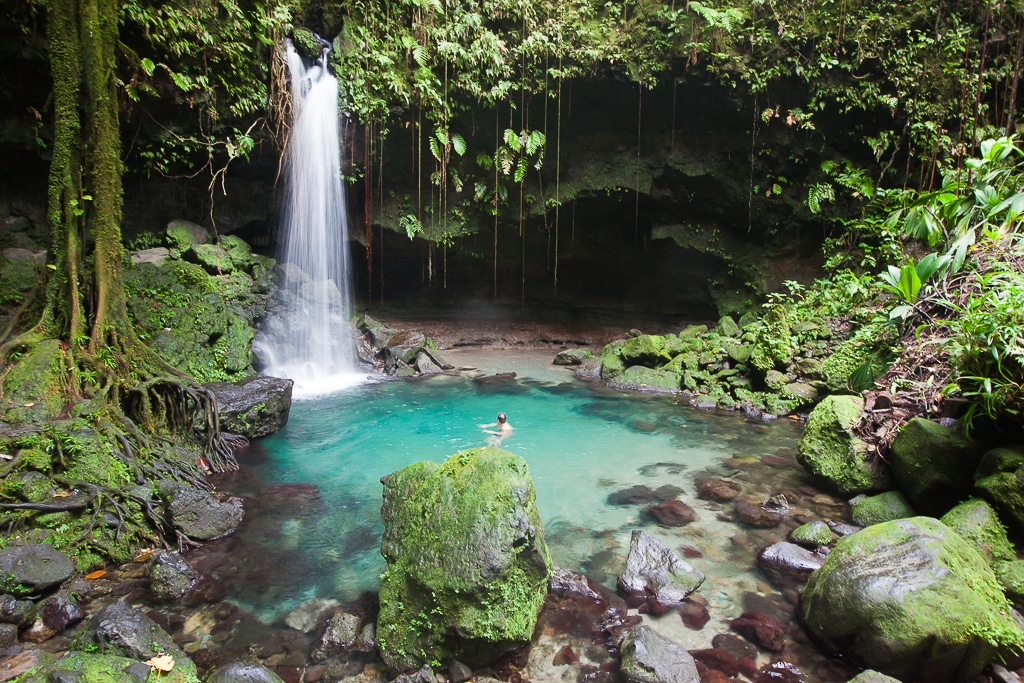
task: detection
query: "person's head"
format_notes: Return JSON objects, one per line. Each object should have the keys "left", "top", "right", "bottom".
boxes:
{"left": 497, "top": 412, "right": 507, "bottom": 424}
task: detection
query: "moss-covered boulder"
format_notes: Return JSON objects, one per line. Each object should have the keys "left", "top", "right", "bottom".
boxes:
{"left": 889, "top": 418, "right": 982, "bottom": 515}
{"left": 608, "top": 365, "right": 681, "bottom": 393}
{"left": 797, "top": 395, "right": 891, "bottom": 495}
{"left": 15, "top": 652, "right": 197, "bottom": 683}
{"left": 205, "top": 375, "right": 293, "bottom": 439}
{"left": 377, "top": 447, "right": 551, "bottom": 670}
{"left": 619, "top": 334, "right": 671, "bottom": 367}
{"left": 0, "top": 248, "right": 43, "bottom": 306}
{"left": 750, "top": 304, "right": 794, "bottom": 371}
{"left": 820, "top": 320, "right": 894, "bottom": 392}
{"left": 0, "top": 544, "right": 74, "bottom": 596}
{"left": 849, "top": 491, "right": 915, "bottom": 527}
{"left": 975, "top": 446, "right": 1024, "bottom": 534}
{"left": 165, "top": 219, "right": 209, "bottom": 252}
{"left": 802, "top": 517, "right": 1024, "bottom": 681}
{"left": 599, "top": 340, "right": 627, "bottom": 380}
{"left": 994, "top": 560, "right": 1024, "bottom": 606}
{"left": 940, "top": 498, "right": 1016, "bottom": 566}
{"left": 789, "top": 521, "right": 834, "bottom": 548}
{"left": 0, "top": 339, "right": 67, "bottom": 424}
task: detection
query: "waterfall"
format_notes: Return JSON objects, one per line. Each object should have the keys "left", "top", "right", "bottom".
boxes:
{"left": 257, "top": 40, "right": 362, "bottom": 397}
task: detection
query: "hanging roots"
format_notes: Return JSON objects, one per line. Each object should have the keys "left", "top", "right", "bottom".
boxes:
{"left": 124, "top": 379, "right": 247, "bottom": 472}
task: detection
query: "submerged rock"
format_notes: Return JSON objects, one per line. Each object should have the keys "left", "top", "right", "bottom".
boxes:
{"left": 0, "top": 544, "right": 74, "bottom": 596}
{"left": 620, "top": 625, "right": 699, "bottom": 683}
{"left": 377, "top": 447, "right": 551, "bottom": 671}
{"left": 796, "top": 395, "right": 891, "bottom": 495}
{"left": 618, "top": 529, "right": 705, "bottom": 609}
{"left": 206, "top": 374, "right": 293, "bottom": 439}
{"left": 802, "top": 516, "right": 1024, "bottom": 680}
{"left": 729, "top": 610, "right": 785, "bottom": 652}
{"left": 646, "top": 499, "right": 696, "bottom": 526}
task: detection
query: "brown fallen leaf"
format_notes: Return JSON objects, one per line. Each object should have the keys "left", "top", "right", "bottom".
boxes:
{"left": 144, "top": 654, "right": 175, "bottom": 672}
{"left": 84, "top": 570, "right": 107, "bottom": 580}
{"left": 132, "top": 548, "right": 156, "bottom": 562}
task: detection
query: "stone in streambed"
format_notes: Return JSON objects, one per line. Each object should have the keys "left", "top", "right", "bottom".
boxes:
{"left": 849, "top": 490, "right": 915, "bottom": 527}
{"left": 646, "top": 500, "right": 696, "bottom": 526}
{"left": 608, "top": 485, "right": 655, "bottom": 505}
{"left": 377, "top": 447, "right": 551, "bottom": 671}
{"left": 730, "top": 610, "right": 785, "bottom": 652}
{"left": 157, "top": 480, "right": 244, "bottom": 541}
{"left": 801, "top": 517, "right": 1024, "bottom": 680}
{"left": 149, "top": 551, "right": 201, "bottom": 602}
{"left": 207, "top": 661, "right": 285, "bottom": 683}
{"left": 734, "top": 501, "right": 782, "bottom": 528}
{"left": 757, "top": 542, "right": 824, "bottom": 586}
{"left": 679, "top": 600, "right": 710, "bottom": 630}
{"left": 618, "top": 530, "right": 705, "bottom": 609}
{"left": 620, "top": 625, "right": 699, "bottom": 683}
{"left": 695, "top": 477, "right": 741, "bottom": 502}
{"left": 789, "top": 521, "right": 833, "bottom": 548}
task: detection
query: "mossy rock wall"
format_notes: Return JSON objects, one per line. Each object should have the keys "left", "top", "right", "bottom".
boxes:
{"left": 377, "top": 447, "right": 551, "bottom": 670}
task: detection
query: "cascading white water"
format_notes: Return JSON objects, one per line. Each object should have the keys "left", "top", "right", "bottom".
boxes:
{"left": 259, "top": 41, "right": 363, "bottom": 397}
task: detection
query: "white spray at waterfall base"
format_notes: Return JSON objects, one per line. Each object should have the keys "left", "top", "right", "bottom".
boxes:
{"left": 257, "top": 40, "right": 365, "bottom": 398}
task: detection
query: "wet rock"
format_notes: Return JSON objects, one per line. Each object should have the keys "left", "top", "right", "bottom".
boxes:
{"left": 729, "top": 610, "right": 785, "bottom": 652}
{"left": 310, "top": 610, "right": 360, "bottom": 662}
{"left": 618, "top": 530, "right": 705, "bottom": 609}
{"left": 609, "top": 366, "right": 682, "bottom": 393}
{"left": 994, "top": 560, "right": 1024, "bottom": 607}
{"left": 392, "top": 664, "right": 438, "bottom": 683}
{"left": 40, "top": 591, "right": 83, "bottom": 631}
{"left": 620, "top": 625, "right": 699, "bottom": 683}
{"left": 0, "top": 544, "right": 74, "bottom": 596}
{"left": 849, "top": 491, "right": 915, "bottom": 527}
{"left": 548, "top": 567, "right": 602, "bottom": 601}
{"left": 378, "top": 448, "right": 550, "bottom": 671}
{"left": 757, "top": 542, "right": 824, "bottom": 585}
{"left": 789, "top": 521, "right": 833, "bottom": 548}
{"left": 754, "top": 661, "right": 805, "bottom": 682}
{"left": 552, "top": 645, "right": 578, "bottom": 666}
{"left": 608, "top": 485, "right": 656, "bottom": 505}
{"left": 796, "top": 395, "right": 891, "bottom": 495}
{"left": 15, "top": 652, "right": 195, "bottom": 683}
{"left": 827, "top": 521, "right": 861, "bottom": 536}
{"left": 0, "top": 593, "right": 37, "bottom": 627}
{"left": 679, "top": 600, "right": 710, "bottom": 630}
{"left": 760, "top": 454, "right": 792, "bottom": 467}
{"left": 889, "top": 417, "right": 982, "bottom": 515}
{"left": 711, "top": 633, "right": 757, "bottom": 661}
{"left": 157, "top": 480, "right": 244, "bottom": 541}
{"left": 654, "top": 484, "right": 685, "bottom": 500}
{"left": 575, "top": 356, "right": 603, "bottom": 380}
{"left": 73, "top": 601, "right": 196, "bottom": 677}
{"left": 356, "top": 315, "right": 397, "bottom": 353}
{"left": 688, "top": 648, "right": 738, "bottom": 676}
{"left": 734, "top": 501, "right": 782, "bottom": 528}
{"left": 205, "top": 375, "right": 293, "bottom": 439}
{"left": 847, "top": 672, "right": 903, "bottom": 683}
{"left": 283, "top": 598, "right": 340, "bottom": 633}
{"left": 941, "top": 498, "right": 1016, "bottom": 565}
{"left": 149, "top": 552, "right": 201, "bottom": 602}
{"left": 554, "top": 348, "right": 592, "bottom": 366}
{"left": 415, "top": 350, "right": 443, "bottom": 375}
{"left": 695, "top": 477, "right": 741, "bottom": 502}
{"left": 207, "top": 661, "right": 285, "bottom": 683}
{"left": 802, "top": 517, "right": 1024, "bottom": 680}
{"left": 0, "top": 621, "right": 16, "bottom": 648}
{"left": 647, "top": 500, "right": 696, "bottom": 526}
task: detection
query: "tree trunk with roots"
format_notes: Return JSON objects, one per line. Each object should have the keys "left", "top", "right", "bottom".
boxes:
{"left": 0, "top": 0, "right": 246, "bottom": 566}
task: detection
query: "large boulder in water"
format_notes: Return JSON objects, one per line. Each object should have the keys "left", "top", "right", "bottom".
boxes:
{"left": 801, "top": 517, "right": 1024, "bottom": 681}
{"left": 889, "top": 417, "right": 982, "bottom": 514}
{"left": 156, "top": 481, "right": 243, "bottom": 541}
{"left": 796, "top": 395, "right": 891, "bottom": 495}
{"left": 205, "top": 374, "right": 293, "bottom": 438}
{"left": 377, "top": 447, "right": 551, "bottom": 671}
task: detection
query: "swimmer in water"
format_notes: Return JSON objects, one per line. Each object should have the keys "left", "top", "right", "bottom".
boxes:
{"left": 479, "top": 412, "right": 513, "bottom": 436}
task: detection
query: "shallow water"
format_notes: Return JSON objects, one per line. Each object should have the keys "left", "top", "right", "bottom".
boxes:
{"left": 213, "top": 348, "right": 823, "bottom": 657}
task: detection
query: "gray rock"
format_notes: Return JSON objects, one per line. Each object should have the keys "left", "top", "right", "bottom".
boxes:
{"left": 0, "top": 622, "right": 17, "bottom": 648}
{"left": 847, "top": 672, "right": 903, "bottom": 683}
{"left": 206, "top": 661, "right": 284, "bottom": 683}
{"left": 74, "top": 601, "right": 196, "bottom": 677}
{"left": 130, "top": 247, "right": 171, "bottom": 265}
{"left": 620, "top": 625, "right": 699, "bottom": 683}
{"left": 157, "top": 481, "right": 244, "bottom": 541}
{"left": 575, "top": 356, "right": 603, "bottom": 380}
{"left": 40, "top": 591, "right": 84, "bottom": 631}
{"left": 283, "top": 598, "right": 340, "bottom": 633}
{"left": 415, "top": 350, "right": 443, "bottom": 375}
{"left": 802, "top": 517, "right": 1024, "bottom": 680}
{"left": 357, "top": 315, "right": 397, "bottom": 353}
{"left": 148, "top": 552, "right": 201, "bottom": 602}
{"left": 618, "top": 530, "right": 705, "bottom": 607}
{"left": 205, "top": 375, "right": 293, "bottom": 439}
{"left": 757, "top": 542, "right": 824, "bottom": 585}
{"left": 0, "top": 544, "right": 74, "bottom": 596}
{"left": 310, "top": 610, "right": 361, "bottom": 662}
{"left": 384, "top": 330, "right": 427, "bottom": 365}
{"left": 0, "top": 593, "right": 37, "bottom": 626}
{"left": 548, "top": 567, "right": 602, "bottom": 601}
{"left": 553, "top": 348, "right": 592, "bottom": 366}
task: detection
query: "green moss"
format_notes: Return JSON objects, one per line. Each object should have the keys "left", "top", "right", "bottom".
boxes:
{"left": 821, "top": 319, "right": 894, "bottom": 391}
{"left": 941, "top": 498, "right": 1016, "bottom": 565}
{"left": 19, "top": 448, "right": 52, "bottom": 472}
{"left": 292, "top": 28, "right": 322, "bottom": 59}
{"left": 1, "top": 339, "right": 67, "bottom": 424}
{"left": 750, "top": 304, "right": 795, "bottom": 371}
{"left": 850, "top": 491, "right": 915, "bottom": 527}
{"left": 797, "top": 395, "right": 889, "bottom": 495}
